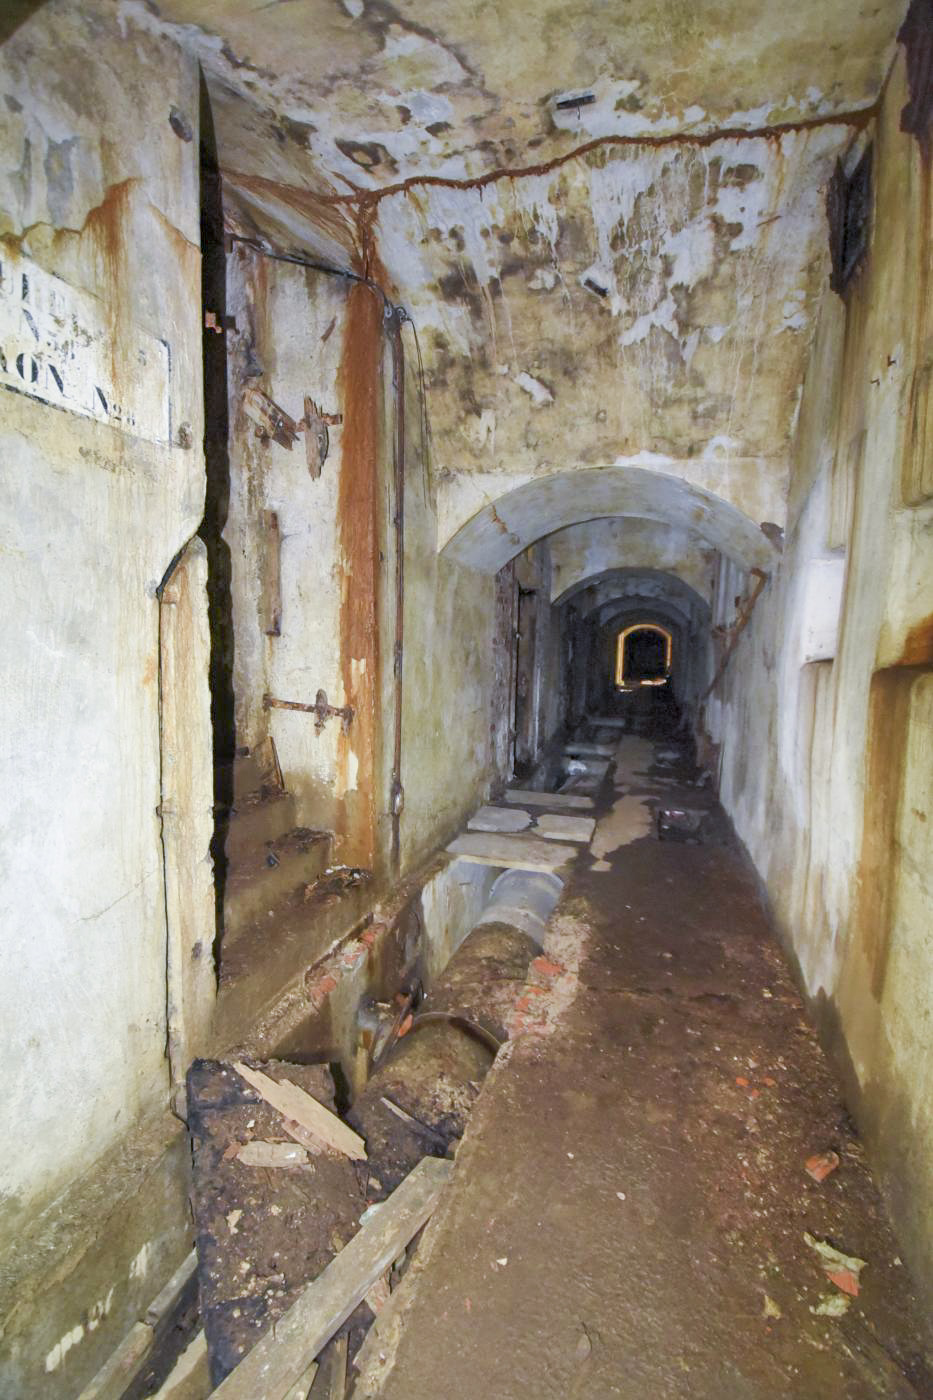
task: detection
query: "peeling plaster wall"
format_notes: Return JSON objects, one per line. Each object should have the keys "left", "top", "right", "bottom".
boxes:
{"left": 0, "top": 2, "right": 205, "bottom": 1391}
{"left": 714, "top": 52, "right": 933, "bottom": 1294}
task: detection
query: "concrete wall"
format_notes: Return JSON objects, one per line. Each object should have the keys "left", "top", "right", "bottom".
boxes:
{"left": 0, "top": 3, "right": 207, "bottom": 1390}
{"left": 714, "top": 50, "right": 933, "bottom": 1294}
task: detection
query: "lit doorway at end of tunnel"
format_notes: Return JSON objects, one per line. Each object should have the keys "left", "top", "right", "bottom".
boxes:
{"left": 615, "top": 623, "right": 672, "bottom": 691}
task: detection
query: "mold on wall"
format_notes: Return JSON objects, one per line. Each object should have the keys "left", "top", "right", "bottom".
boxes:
{"left": 714, "top": 48, "right": 933, "bottom": 1295}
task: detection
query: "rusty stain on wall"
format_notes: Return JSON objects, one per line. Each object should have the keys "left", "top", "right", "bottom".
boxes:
{"left": 335, "top": 260, "right": 384, "bottom": 869}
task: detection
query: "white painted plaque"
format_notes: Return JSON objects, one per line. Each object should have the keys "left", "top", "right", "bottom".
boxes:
{"left": 0, "top": 249, "right": 171, "bottom": 444}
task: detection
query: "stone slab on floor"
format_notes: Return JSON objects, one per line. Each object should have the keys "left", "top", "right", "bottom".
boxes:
{"left": 446, "top": 832, "right": 576, "bottom": 873}
{"left": 534, "top": 813, "right": 595, "bottom": 843}
{"left": 502, "top": 789, "right": 594, "bottom": 811}
{"left": 467, "top": 806, "right": 532, "bottom": 833}
{"left": 371, "top": 745, "right": 933, "bottom": 1400}
{"left": 564, "top": 742, "right": 614, "bottom": 757}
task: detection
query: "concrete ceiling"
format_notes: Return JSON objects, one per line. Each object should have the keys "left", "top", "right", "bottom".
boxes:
{"left": 134, "top": 0, "right": 902, "bottom": 193}
{"left": 127, "top": 0, "right": 907, "bottom": 550}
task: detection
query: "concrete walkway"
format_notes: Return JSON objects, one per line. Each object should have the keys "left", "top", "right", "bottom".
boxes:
{"left": 356, "top": 729, "right": 933, "bottom": 1398}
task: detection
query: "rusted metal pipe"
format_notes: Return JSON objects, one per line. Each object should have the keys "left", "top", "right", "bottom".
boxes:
{"left": 389, "top": 309, "right": 407, "bottom": 869}
{"left": 349, "top": 869, "right": 563, "bottom": 1191}
{"left": 702, "top": 567, "right": 768, "bottom": 698}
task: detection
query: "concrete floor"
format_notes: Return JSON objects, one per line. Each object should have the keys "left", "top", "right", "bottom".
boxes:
{"left": 355, "top": 721, "right": 933, "bottom": 1398}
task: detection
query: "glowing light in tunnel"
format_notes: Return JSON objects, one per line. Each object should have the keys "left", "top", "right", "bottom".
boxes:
{"left": 615, "top": 623, "right": 673, "bottom": 688}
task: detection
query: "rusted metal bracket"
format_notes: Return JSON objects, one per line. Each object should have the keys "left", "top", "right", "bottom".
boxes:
{"left": 702, "top": 567, "right": 769, "bottom": 699}
{"left": 263, "top": 689, "right": 354, "bottom": 735}
{"left": 303, "top": 396, "right": 343, "bottom": 479}
{"left": 241, "top": 386, "right": 342, "bottom": 474}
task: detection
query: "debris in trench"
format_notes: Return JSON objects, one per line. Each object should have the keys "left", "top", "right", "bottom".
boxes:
{"left": 209, "top": 1157, "right": 452, "bottom": 1400}
{"left": 236, "top": 1140, "right": 310, "bottom": 1168}
{"left": 805, "top": 1150, "right": 841, "bottom": 1182}
{"left": 804, "top": 1232, "right": 866, "bottom": 1296}
{"left": 365, "top": 1271, "right": 391, "bottom": 1316}
{"left": 233, "top": 1060, "right": 367, "bottom": 1159}
{"left": 811, "top": 1294, "right": 852, "bottom": 1317}
{"left": 187, "top": 1059, "right": 366, "bottom": 1388}
{"left": 657, "top": 807, "right": 707, "bottom": 842}
{"left": 305, "top": 865, "right": 372, "bottom": 900}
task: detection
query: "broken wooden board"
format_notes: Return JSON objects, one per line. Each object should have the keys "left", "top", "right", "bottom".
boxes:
{"left": 308, "top": 1335, "right": 347, "bottom": 1399}
{"left": 144, "top": 1249, "right": 198, "bottom": 1326}
{"left": 187, "top": 1059, "right": 366, "bottom": 1388}
{"left": 76, "top": 1322, "right": 153, "bottom": 1400}
{"left": 467, "top": 805, "right": 532, "bottom": 833}
{"left": 446, "top": 831, "right": 576, "bottom": 873}
{"left": 282, "top": 1360, "right": 318, "bottom": 1400}
{"left": 502, "top": 788, "right": 594, "bottom": 810}
{"left": 535, "top": 813, "right": 596, "bottom": 843}
{"left": 149, "top": 1331, "right": 209, "bottom": 1400}
{"left": 212, "top": 1157, "right": 452, "bottom": 1400}
{"left": 233, "top": 1061, "right": 367, "bottom": 1160}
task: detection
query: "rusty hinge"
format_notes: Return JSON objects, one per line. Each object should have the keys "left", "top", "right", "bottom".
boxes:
{"left": 263, "top": 689, "right": 354, "bottom": 735}
{"left": 241, "top": 386, "right": 342, "bottom": 474}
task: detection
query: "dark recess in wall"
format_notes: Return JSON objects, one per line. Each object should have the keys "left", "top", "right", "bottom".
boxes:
{"left": 197, "top": 69, "right": 236, "bottom": 971}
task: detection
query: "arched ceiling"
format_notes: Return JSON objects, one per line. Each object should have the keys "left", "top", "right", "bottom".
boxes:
{"left": 564, "top": 568, "right": 710, "bottom": 628}
{"left": 548, "top": 517, "right": 717, "bottom": 604}
{"left": 441, "top": 465, "right": 774, "bottom": 573}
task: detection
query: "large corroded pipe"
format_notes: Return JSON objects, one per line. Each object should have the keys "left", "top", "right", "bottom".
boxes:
{"left": 348, "top": 869, "right": 562, "bottom": 1191}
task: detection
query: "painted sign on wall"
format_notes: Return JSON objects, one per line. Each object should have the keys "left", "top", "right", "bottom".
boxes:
{"left": 0, "top": 250, "right": 171, "bottom": 445}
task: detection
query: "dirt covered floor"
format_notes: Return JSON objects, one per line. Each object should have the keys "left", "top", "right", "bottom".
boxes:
{"left": 355, "top": 718, "right": 933, "bottom": 1398}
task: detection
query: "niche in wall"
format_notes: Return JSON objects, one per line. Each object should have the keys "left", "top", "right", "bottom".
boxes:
{"left": 854, "top": 665, "right": 932, "bottom": 1001}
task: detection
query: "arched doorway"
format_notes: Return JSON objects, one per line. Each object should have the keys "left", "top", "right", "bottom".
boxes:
{"left": 615, "top": 623, "right": 672, "bottom": 688}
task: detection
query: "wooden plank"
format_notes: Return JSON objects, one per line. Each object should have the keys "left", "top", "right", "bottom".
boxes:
{"left": 212, "top": 1156, "right": 452, "bottom": 1400}
{"left": 446, "top": 831, "right": 576, "bottom": 873}
{"left": 76, "top": 1322, "right": 153, "bottom": 1400}
{"left": 564, "top": 742, "right": 614, "bottom": 757}
{"left": 144, "top": 1247, "right": 197, "bottom": 1325}
{"left": 502, "top": 789, "right": 594, "bottom": 811}
{"left": 150, "top": 1330, "right": 209, "bottom": 1400}
{"left": 308, "top": 1335, "right": 347, "bottom": 1399}
{"left": 233, "top": 1062, "right": 367, "bottom": 1160}
{"left": 282, "top": 1360, "right": 318, "bottom": 1400}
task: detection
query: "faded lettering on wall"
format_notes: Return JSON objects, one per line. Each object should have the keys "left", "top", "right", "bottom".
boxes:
{"left": 0, "top": 250, "right": 171, "bottom": 445}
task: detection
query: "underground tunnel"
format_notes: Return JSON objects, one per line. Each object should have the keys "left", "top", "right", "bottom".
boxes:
{"left": 1, "top": 1, "right": 932, "bottom": 1396}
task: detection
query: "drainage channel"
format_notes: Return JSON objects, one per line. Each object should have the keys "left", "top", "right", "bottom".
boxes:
{"left": 108, "top": 864, "right": 565, "bottom": 1399}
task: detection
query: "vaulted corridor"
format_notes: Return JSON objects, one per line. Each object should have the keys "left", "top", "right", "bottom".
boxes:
{"left": 1, "top": 1, "right": 932, "bottom": 1396}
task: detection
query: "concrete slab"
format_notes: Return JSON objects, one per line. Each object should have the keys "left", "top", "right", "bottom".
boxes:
{"left": 502, "top": 789, "right": 595, "bottom": 811}
{"left": 446, "top": 833, "right": 576, "bottom": 873}
{"left": 467, "top": 806, "right": 533, "bottom": 833}
{"left": 535, "top": 813, "right": 596, "bottom": 844}
{"left": 564, "top": 742, "right": 614, "bottom": 758}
